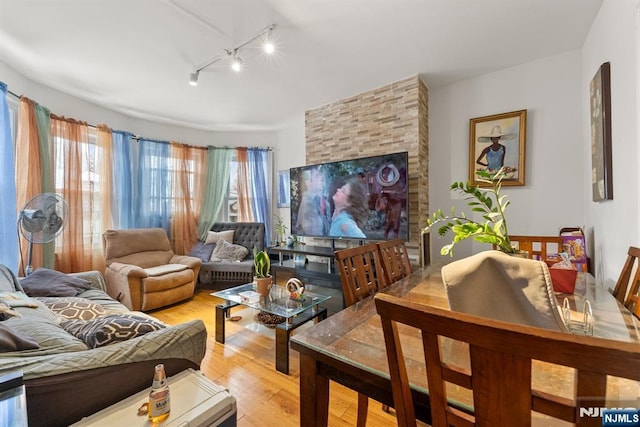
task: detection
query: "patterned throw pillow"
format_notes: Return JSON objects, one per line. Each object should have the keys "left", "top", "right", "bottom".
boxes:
{"left": 209, "top": 239, "right": 249, "bottom": 262}
{"left": 61, "top": 314, "right": 166, "bottom": 348}
{"left": 37, "top": 297, "right": 106, "bottom": 321}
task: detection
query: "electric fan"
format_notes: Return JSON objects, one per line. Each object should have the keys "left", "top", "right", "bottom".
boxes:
{"left": 18, "top": 193, "right": 69, "bottom": 276}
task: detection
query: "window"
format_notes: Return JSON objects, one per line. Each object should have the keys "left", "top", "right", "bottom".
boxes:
{"left": 53, "top": 128, "right": 106, "bottom": 252}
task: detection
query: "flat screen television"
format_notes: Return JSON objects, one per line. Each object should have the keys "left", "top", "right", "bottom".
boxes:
{"left": 290, "top": 151, "right": 409, "bottom": 241}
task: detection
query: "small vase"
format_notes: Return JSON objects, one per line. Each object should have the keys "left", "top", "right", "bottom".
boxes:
{"left": 254, "top": 276, "right": 272, "bottom": 298}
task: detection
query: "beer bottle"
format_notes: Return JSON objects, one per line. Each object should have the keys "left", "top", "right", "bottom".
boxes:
{"left": 148, "top": 364, "right": 170, "bottom": 423}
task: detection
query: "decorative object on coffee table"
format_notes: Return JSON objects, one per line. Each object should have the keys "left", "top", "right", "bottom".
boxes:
{"left": 253, "top": 247, "right": 272, "bottom": 298}
{"left": 253, "top": 311, "right": 286, "bottom": 328}
{"left": 286, "top": 278, "right": 305, "bottom": 301}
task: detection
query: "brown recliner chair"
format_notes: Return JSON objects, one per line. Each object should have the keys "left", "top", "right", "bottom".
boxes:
{"left": 102, "top": 228, "right": 202, "bottom": 311}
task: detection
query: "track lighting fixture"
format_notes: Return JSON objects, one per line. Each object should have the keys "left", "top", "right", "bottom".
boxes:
{"left": 189, "top": 71, "right": 199, "bottom": 86}
{"left": 231, "top": 51, "right": 243, "bottom": 72}
{"left": 189, "top": 23, "right": 277, "bottom": 85}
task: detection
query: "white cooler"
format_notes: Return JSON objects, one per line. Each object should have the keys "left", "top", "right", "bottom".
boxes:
{"left": 71, "top": 369, "right": 237, "bottom": 427}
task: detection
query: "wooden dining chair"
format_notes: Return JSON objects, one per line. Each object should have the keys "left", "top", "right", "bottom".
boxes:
{"left": 504, "top": 235, "right": 563, "bottom": 261}
{"left": 334, "top": 243, "right": 388, "bottom": 426}
{"left": 611, "top": 246, "right": 640, "bottom": 316}
{"left": 377, "top": 239, "right": 413, "bottom": 285}
{"left": 334, "top": 243, "right": 388, "bottom": 306}
{"left": 375, "top": 292, "right": 640, "bottom": 427}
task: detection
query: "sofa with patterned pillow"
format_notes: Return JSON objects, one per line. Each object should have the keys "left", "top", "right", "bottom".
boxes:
{"left": 0, "top": 266, "right": 207, "bottom": 427}
{"left": 191, "top": 222, "right": 265, "bottom": 289}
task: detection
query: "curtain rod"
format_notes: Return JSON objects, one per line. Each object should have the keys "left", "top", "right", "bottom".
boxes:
{"left": 5, "top": 88, "right": 272, "bottom": 151}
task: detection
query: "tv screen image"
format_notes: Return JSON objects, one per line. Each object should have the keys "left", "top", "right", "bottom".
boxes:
{"left": 290, "top": 152, "right": 409, "bottom": 241}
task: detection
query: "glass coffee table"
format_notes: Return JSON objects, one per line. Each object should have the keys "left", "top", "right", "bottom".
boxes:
{"left": 212, "top": 283, "right": 330, "bottom": 374}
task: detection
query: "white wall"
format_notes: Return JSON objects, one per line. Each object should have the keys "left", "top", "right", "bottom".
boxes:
{"left": 582, "top": 0, "right": 640, "bottom": 286}
{"left": 272, "top": 116, "right": 306, "bottom": 234}
{"left": 429, "top": 50, "right": 586, "bottom": 264}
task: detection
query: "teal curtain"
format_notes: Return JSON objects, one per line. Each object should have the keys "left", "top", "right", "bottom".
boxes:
{"left": 0, "top": 82, "right": 18, "bottom": 272}
{"left": 35, "top": 105, "right": 52, "bottom": 192}
{"left": 34, "top": 104, "right": 55, "bottom": 269}
{"left": 198, "top": 147, "right": 233, "bottom": 239}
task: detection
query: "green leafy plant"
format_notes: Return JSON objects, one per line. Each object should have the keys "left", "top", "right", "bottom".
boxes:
{"left": 274, "top": 215, "right": 288, "bottom": 244}
{"left": 253, "top": 247, "right": 271, "bottom": 278}
{"left": 423, "top": 168, "right": 516, "bottom": 256}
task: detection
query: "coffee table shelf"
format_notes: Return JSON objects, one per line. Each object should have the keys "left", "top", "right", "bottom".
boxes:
{"left": 212, "top": 283, "right": 329, "bottom": 374}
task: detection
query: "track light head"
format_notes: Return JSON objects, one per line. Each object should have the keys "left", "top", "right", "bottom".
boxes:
{"left": 189, "top": 71, "right": 199, "bottom": 86}
{"left": 231, "top": 54, "right": 243, "bottom": 72}
{"left": 263, "top": 40, "right": 275, "bottom": 54}
{"left": 263, "top": 26, "right": 275, "bottom": 54}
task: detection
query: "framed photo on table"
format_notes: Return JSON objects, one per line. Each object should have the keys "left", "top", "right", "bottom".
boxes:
{"left": 469, "top": 109, "right": 527, "bottom": 187}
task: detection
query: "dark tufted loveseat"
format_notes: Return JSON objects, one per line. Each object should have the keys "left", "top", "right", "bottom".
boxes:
{"left": 198, "top": 222, "right": 265, "bottom": 289}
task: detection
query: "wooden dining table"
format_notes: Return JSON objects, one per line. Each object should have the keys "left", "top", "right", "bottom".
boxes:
{"left": 290, "top": 265, "right": 640, "bottom": 426}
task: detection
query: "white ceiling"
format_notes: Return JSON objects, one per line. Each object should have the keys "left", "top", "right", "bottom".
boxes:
{"left": 0, "top": 0, "right": 603, "bottom": 131}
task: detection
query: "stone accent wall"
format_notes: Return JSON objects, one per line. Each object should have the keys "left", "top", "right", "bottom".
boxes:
{"left": 305, "top": 75, "right": 428, "bottom": 246}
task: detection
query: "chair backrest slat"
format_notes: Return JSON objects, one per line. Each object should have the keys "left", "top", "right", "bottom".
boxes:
{"left": 613, "top": 247, "right": 640, "bottom": 314}
{"left": 501, "top": 235, "right": 563, "bottom": 261}
{"left": 377, "top": 239, "right": 412, "bottom": 285}
{"left": 335, "top": 243, "right": 386, "bottom": 307}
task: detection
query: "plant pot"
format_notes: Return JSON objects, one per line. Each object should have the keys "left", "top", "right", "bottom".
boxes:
{"left": 254, "top": 276, "right": 273, "bottom": 298}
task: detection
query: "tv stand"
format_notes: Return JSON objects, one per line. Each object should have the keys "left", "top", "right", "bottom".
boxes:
{"left": 268, "top": 245, "right": 341, "bottom": 289}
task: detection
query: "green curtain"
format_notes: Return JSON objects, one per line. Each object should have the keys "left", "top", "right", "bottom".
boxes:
{"left": 35, "top": 104, "right": 52, "bottom": 192}
{"left": 34, "top": 104, "right": 55, "bottom": 269}
{"left": 197, "top": 147, "right": 233, "bottom": 239}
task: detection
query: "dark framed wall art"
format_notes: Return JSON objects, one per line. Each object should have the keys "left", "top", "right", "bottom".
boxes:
{"left": 590, "top": 62, "right": 613, "bottom": 202}
{"left": 469, "top": 109, "right": 527, "bottom": 187}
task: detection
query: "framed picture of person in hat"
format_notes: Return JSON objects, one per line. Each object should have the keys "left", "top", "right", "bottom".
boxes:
{"left": 469, "top": 109, "right": 527, "bottom": 186}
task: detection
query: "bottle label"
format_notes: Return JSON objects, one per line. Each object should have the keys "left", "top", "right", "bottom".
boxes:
{"left": 149, "top": 389, "right": 170, "bottom": 417}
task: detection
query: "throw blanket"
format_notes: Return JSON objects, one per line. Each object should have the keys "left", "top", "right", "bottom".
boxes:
{"left": 0, "top": 292, "right": 38, "bottom": 308}
{"left": 441, "top": 250, "right": 567, "bottom": 331}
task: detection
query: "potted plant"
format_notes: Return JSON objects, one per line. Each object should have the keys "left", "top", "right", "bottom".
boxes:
{"left": 253, "top": 246, "right": 272, "bottom": 297}
{"left": 274, "top": 215, "right": 288, "bottom": 246}
{"left": 423, "top": 168, "right": 517, "bottom": 256}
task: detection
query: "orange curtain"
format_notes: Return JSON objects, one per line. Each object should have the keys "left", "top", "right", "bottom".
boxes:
{"left": 15, "top": 97, "right": 44, "bottom": 275}
{"left": 236, "top": 148, "right": 254, "bottom": 222}
{"left": 52, "top": 117, "right": 111, "bottom": 272}
{"left": 169, "top": 142, "right": 206, "bottom": 254}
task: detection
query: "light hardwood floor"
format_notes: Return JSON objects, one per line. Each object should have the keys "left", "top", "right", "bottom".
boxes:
{"left": 149, "top": 289, "right": 427, "bottom": 426}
